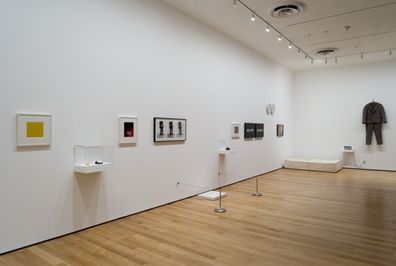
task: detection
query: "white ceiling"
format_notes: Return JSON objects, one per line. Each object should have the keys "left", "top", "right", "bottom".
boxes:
{"left": 163, "top": 0, "right": 396, "bottom": 70}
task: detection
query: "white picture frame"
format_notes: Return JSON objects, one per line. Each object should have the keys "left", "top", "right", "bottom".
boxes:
{"left": 16, "top": 114, "right": 52, "bottom": 147}
{"left": 231, "top": 122, "right": 241, "bottom": 139}
{"left": 118, "top": 116, "right": 138, "bottom": 144}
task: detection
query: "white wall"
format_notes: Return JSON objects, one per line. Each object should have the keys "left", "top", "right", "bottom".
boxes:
{"left": 0, "top": 0, "right": 293, "bottom": 253}
{"left": 293, "top": 60, "right": 396, "bottom": 170}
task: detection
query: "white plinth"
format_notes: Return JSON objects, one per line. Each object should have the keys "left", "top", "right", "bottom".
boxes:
{"left": 198, "top": 191, "right": 228, "bottom": 200}
{"left": 74, "top": 162, "right": 112, "bottom": 174}
{"left": 219, "top": 149, "right": 233, "bottom": 155}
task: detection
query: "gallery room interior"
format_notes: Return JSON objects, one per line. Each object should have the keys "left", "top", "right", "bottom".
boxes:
{"left": 1, "top": 0, "right": 396, "bottom": 265}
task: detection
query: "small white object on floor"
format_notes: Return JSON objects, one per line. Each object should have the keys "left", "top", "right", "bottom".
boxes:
{"left": 198, "top": 191, "right": 228, "bottom": 200}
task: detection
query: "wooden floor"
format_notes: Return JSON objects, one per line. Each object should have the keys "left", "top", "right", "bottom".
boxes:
{"left": 1, "top": 169, "right": 396, "bottom": 266}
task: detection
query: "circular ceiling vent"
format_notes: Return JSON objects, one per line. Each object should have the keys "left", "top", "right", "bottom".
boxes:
{"left": 271, "top": 2, "right": 305, "bottom": 18}
{"left": 316, "top": 48, "right": 339, "bottom": 57}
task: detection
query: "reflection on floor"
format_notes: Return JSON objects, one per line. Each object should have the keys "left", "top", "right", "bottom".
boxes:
{"left": 1, "top": 168, "right": 396, "bottom": 266}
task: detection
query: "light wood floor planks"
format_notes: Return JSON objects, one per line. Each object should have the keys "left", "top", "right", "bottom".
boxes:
{"left": 1, "top": 168, "right": 396, "bottom": 265}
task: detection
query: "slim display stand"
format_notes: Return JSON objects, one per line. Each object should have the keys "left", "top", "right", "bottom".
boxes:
{"left": 252, "top": 177, "right": 262, "bottom": 196}
{"left": 214, "top": 186, "right": 226, "bottom": 213}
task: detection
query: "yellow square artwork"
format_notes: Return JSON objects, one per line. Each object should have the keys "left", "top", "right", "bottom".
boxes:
{"left": 26, "top": 122, "right": 44, "bottom": 138}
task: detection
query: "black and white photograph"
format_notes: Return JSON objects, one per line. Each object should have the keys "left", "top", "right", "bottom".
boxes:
{"left": 231, "top": 122, "right": 241, "bottom": 139}
{"left": 277, "top": 124, "right": 284, "bottom": 137}
{"left": 244, "top": 123, "right": 256, "bottom": 138}
{"left": 154, "top": 117, "right": 186, "bottom": 142}
{"left": 255, "top": 123, "right": 264, "bottom": 138}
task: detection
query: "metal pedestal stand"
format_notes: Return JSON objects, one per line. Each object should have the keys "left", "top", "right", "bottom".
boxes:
{"left": 252, "top": 177, "right": 262, "bottom": 197}
{"left": 214, "top": 187, "right": 226, "bottom": 213}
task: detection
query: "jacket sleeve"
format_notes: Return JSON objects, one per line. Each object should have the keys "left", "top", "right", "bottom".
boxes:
{"left": 362, "top": 105, "right": 368, "bottom": 124}
{"left": 380, "top": 104, "right": 387, "bottom": 123}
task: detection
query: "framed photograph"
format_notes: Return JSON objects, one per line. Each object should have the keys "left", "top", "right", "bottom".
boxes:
{"left": 16, "top": 114, "right": 52, "bottom": 147}
{"left": 244, "top": 123, "right": 256, "bottom": 138}
{"left": 277, "top": 124, "right": 284, "bottom": 137}
{"left": 231, "top": 122, "right": 241, "bottom": 139}
{"left": 255, "top": 123, "right": 264, "bottom": 138}
{"left": 119, "top": 117, "right": 138, "bottom": 144}
{"left": 154, "top": 117, "right": 186, "bottom": 142}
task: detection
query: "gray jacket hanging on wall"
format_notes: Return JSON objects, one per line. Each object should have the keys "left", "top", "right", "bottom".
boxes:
{"left": 362, "top": 102, "right": 387, "bottom": 145}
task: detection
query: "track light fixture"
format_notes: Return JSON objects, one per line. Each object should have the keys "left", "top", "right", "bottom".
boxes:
{"left": 298, "top": 49, "right": 301, "bottom": 54}
{"left": 277, "top": 34, "right": 282, "bottom": 41}
{"left": 232, "top": 0, "right": 314, "bottom": 63}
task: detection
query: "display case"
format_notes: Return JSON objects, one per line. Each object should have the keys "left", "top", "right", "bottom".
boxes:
{"left": 74, "top": 145, "right": 113, "bottom": 173}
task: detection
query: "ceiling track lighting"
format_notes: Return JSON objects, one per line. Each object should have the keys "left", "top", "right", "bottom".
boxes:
{"left": 233, "top": 0, "right": 314, "bottom": 62}
{"left": 277, "top": 34, "right": 283, "bottom": 41}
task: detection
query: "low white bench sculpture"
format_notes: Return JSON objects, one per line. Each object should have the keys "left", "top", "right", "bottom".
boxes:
{"left": 284, "top": 158, "right": 342, "bottom": 173}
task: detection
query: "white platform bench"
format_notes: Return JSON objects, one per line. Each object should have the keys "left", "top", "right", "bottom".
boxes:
{"left": 284, "top": 158, "right": 342, "bottom": 173}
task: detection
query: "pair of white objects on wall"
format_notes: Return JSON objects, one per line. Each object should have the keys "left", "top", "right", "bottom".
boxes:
{"left": 266, "top": 103, "right": 276, "bottom": 115}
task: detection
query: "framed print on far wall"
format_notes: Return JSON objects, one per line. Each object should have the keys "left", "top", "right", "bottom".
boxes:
{"left": 154, "top": 117, "right": 186, "bottom": 142}
{"left": 231, "top": 122, "right": 241, "bottom": 139}
{"left": 255, "top": 123, "right": 264, "bottom": 138}
{"left": 16, "top": 114, "right": 51, "bottom": 147}
{"left": 244, "top": 123, "right": 256, "bottom": 138}
{"left": 277, "top": 124, "right": 284, "bottom": 137}
{"left": 119, "top": 117, "right": 138, "bottom": 144}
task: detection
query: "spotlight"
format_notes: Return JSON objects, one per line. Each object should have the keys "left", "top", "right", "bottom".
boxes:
{"left": 298, "top": 49, "right": 301, "bottom": 54}
{"left": 251, "top": 12, "right": 256, "bottom": 21}
{"left": 305, "top": 54, "right": 308, "bottom": 59}
{"left": 277, "top": 34, "right": 282, "bottom": 41}
{"left": 288, "top": 43, "right": 292, "bottom": 49}
{"left": 390, "top": 50, "right": 393, "bottom": 56}
{"left": 265, "top": 25, "right": 270, "bottom": 32}
{"left": 361, "top": 53, "right": 364, "bottom": 59}
{"left": 233, "top": 0, "right": 237, "bottom": 7}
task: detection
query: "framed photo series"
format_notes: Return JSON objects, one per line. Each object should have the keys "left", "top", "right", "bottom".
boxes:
{"left": 154, "top": 117, "right": 186, "bottom": 142}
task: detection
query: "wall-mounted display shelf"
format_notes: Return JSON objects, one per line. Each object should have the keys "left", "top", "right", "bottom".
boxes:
{"left": 74, "top": 145, "right": 113, "bottom": 174}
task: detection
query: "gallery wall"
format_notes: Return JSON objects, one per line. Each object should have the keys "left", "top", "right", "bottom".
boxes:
{"left": 293, "top": 59, "right": 396, "bottom": 171}
{"left": 0, "top": 0, "right": 293, "bottom": 253}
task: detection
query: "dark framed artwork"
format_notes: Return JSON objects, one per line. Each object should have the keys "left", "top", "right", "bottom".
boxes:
{"left": 277, "top": 124, "right": 284, "bottom": 137}
{"left": 154, "top": 117, "right": 187, "bottom": 142}
{"left": 255, "top": 123, "right": 264, "bottom": 138}
{"left": 244, "top": 123, "right": 256, "bottom": 138}
{"left": 119, "top": 117, "right": 138, "bottom": 144}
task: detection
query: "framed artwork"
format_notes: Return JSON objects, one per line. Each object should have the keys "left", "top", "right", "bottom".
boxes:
{"left": 255, "top": 123, "right": 264, "bottom": 138}
{"left": 244, "top": 123, "right": 256, "bottom": 138}
{"left": 277, "top": 124, "right": 284, "bottom": 137}
{"left": 231, "top": 122, "right": 241, "bottom": 139}
{"left": 154, "top": 117, "right": 186, "bottom": 142}
{"left": 16, "top": 114, "right": 52, "bottom": 147}
{"left": 119, "top": 117, "right": 138, "bottom": 144}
